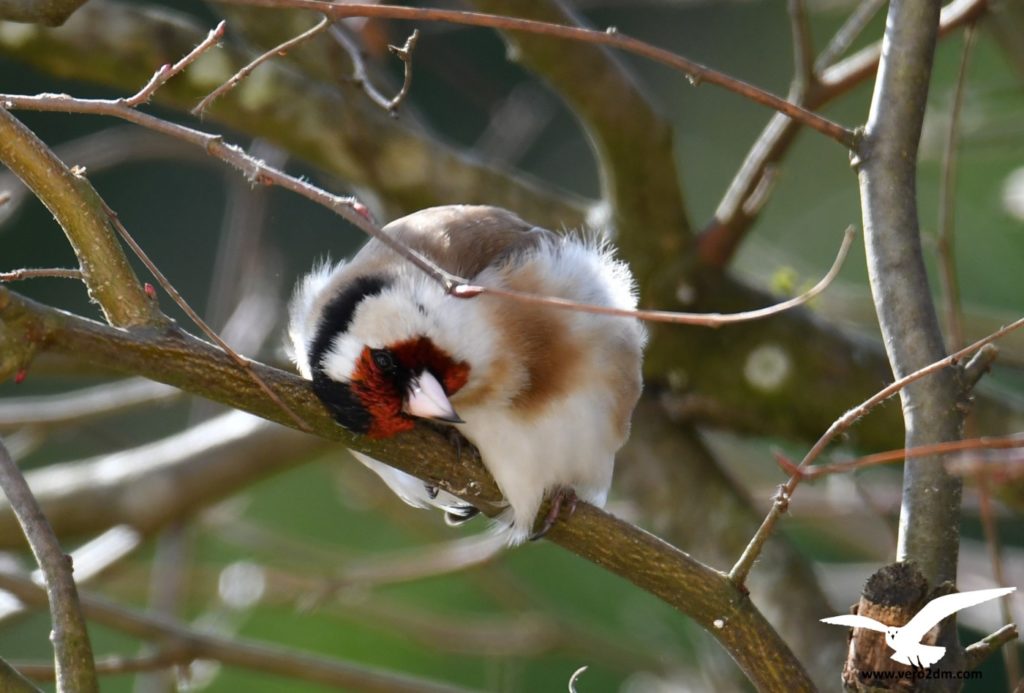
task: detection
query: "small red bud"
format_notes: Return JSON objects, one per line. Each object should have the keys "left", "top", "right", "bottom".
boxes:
{"left": 352, "top": 201, "right": 371, "bottom": 220}
{"left": 13, "top": 368, "right": 27, "bottom": 384}
{"left": 144, "top": 283, "right": 157, "bottom": 300}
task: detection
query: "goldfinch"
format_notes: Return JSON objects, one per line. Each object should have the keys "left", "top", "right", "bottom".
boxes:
{"left": 288, "top": 205, "right": 645, "bottom": 544}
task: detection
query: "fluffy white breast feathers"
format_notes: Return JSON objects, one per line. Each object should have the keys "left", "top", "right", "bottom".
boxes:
{"left": 288, "top": 205, "right": 646, "bottom": 545}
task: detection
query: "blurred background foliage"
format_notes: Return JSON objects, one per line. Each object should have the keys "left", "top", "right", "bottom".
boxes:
{"left": 0, "top": 0, "right": 1022, "bottom": 691}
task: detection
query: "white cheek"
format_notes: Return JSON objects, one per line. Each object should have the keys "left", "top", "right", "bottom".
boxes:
{"left": 321, "top": 336, "right": 364, "bottom": 382}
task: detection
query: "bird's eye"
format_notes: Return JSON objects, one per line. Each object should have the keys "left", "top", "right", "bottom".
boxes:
{"left": 371, "top": 349, "right": 395, "bottom": 372}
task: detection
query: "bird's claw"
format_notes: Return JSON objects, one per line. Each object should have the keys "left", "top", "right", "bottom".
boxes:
{"left": 529, "top": 487, "right": 579, "bottom": 541}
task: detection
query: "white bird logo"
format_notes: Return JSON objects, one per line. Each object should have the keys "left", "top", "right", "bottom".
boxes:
{"left": 821, "top": 586, "right": 1016, "bottom": 668}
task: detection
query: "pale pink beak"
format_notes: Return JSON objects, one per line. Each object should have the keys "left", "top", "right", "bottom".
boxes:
{"left": 404, "top": 370, "right": 464, "bottom": 424}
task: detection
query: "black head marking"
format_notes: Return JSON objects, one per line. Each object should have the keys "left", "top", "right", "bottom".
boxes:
{"left": 309, "top": 274, "right": 390, "bottom": 376}
{"left": 312, "top": 371, "right": 373, "bottom": 434}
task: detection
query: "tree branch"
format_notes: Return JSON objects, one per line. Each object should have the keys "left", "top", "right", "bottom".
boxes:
{"left": 699, "top": 0, "right": 986, "bottom": 267}
{"left": 0, "top": 569, "right": 480, "bottom": 693}
{"left": 218, "top": 0, "right": 858, "bottom": 148}
{"left": 0, "top": 285, "right": 814, "bottom": 690}
{"left": 0, "top": 0, "right": 586, "bottom": 229}
{"left": 856, "top": 0, "right": 963, "bottom": 588}
{"left": 0, "top": 108, "right": 159, "bottom": 328}
{"left": 0, "top": 0, "right": 88, "bottom": 26}
{"left": 466, "top": 0, "right": 692, "bottom": 302}
{"left": 0, "top": 438, "right": 97, "bottom": 692}
{"left": 0, "top": 656, "right": 40, "bottom": 693}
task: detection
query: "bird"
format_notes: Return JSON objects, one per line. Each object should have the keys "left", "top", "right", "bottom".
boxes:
{"left": 288, "top": 205, "right": 646, "bottom": 545}
{"left": 821, "top": 586, "right": 1016, "bottom": 668}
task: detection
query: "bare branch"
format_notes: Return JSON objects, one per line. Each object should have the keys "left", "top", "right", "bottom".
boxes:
{"left": 0, "top": 438, "right": 97, "bottom": 692}
{"left": 0, "top": 411, "right": 325, "bottom": 546}
{"left": 0, "top": 656, "right": 40, "bottom": 693}
{"left": 217, "top": 0, "right": 858, "bottom": 148}
{"left": 456, "top": 225, "right": 854, "bottom": 326}
{"left": 964, "top": 623, "right": 1019, "bottom": 670}
{"left": 936, "top": 23, "right": 977, "bottom": 351}
{"left": 194, "top": 16, "right": 330, "bottom": 115}
{"left": 101, "top": 206, "right": 311, "bottom": 432}
{"left": 0, "top": 568, "right": 481, "bottom": 693}
{"left": 857, "top": 0, "right": 960, "bottom": 588}
{"left": 0, "top": 286, "right": 815, "bottom": 689}
{"left": 786, "top": 0, "right": 815, "bottom": 91}
{"left": 699, "top": 0, "right": 987, "bottom": 267}
{"left": 0, "top": 108, "right": 159, "bottom": 327}
{"left": 775, "top": 435, "right": 1024, "bottom": 480}
{"left": 730, "top": 314, "right": 1024, "bottom": 586}
{"left": 0, "top": 268, "right": 83, "bottom": 283}
{"left": 0, "top": 0, "right": 88, "bottom": 26}
{"left": 125, "top": 21, "right": 226, "bottom": 107}
{"left": 14, "top": 650, "right": 182, "bottom": 683}
{"left": 0, "top": 3, "right": 586, "bottom": 229}
{"left": 384, "top": 29, "right": 419, "bottom": 113}
{"left": 814, "top": 0, "right": 886, "bottom": 72}
{"left": 0, "top": 378, "right": 178, "bottom": 432}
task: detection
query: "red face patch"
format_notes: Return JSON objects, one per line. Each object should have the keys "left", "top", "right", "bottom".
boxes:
{"left": 351, "top": 337, "right": 470, "bottom": 439}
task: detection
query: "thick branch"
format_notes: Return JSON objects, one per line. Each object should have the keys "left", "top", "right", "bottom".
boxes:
{"left": 0, "top": 0, "right": 88, "bottom": 25}
{"left": 0, "top": 0, "right": 921, "bottom": 452}
{"left": 0, "top": 109, "right": 158, "bottom": 327}
{"left": 0, "top": 286, "right": 813, "bottom": 690}
{"left": 856, "top": 0, "right": 963, "bottom": 588}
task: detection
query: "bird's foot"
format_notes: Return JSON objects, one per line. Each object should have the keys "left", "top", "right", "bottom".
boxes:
{"left": 445, "top": 425, "right": 471, "bottom": 463}
{"left": 529, "top": 487, "right": 579, "bottom": 541}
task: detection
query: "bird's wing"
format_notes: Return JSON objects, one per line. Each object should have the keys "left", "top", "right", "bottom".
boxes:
{"left": 349, "top": 450, "right": 475, "bottom": 516}
{"left": 372, "top": 205, "right": 555, "bottom": 279}
{"left": 900, "top": 587, "right": 1016, "bottom": 644}
{"left": 820, "top": 614, "right": 889, "bottom": 633}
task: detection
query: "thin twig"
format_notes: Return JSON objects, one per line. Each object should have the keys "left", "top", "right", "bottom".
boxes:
{"left": 947, "top": 451, "right": 1024, "bottom": 481}
{"left": 814, "top": 0, "right": 886, "bottom": 73}
{"left": 976, "top": 469, "right": 1021, "bottom": 685}
{"left": 125, "top": 21, "right": 226, "bottom": 107}
{"left": 0, "top": 268, "right": 83, "bottom": 283}
{"left": 100, "top": 205, "right": 312, "bottom": 433}
{"left": 385, "top": 30, "right": 419, "bottom": 113}
{"left": 730, "top": 314, "right": 1024, "bottom": 586}
{"left": 786, "top": 0, "right": 816, "bottom": 91}
{"left": 14, "top": 650, "right": 183, "bottom": 682}
{"left": 0, "top": 656, "right": 40, "bottom": 693}
{"left": 4, "top": 84, "right": 851, "bottom": 327}
{"left": 193, "top": 17, "right": 330, "bottom": 116}
{"left": 964, "top": 623, "right": 1020, "bottom": 670}
{"left": 0, "top": 569, "right": 480, "bottom": 693}
{"left": 774, "top": 434, "right": 1024, "bottom": 480}
{"left": 698, "top": 0, "right": 985, "bottom": 268}
{"left": 0, "top": 109, "right": 158, "bottom": 328}
{"left": 818, "top": 0, "right": 986, "bottom": 92}
{"left": 0, "top": 439, "right": 97, "bottom": 693}
{"left": 936, "top": 23, "right": 976, "bottom": 352}
{"left": 216, "top": 0, "right": 858, "bottom": 148}
{"left": 329, "top": 27, "right": 419, "bottom": 114}
{"left": 455, "top": 225, "right": 854, "bottom": 326}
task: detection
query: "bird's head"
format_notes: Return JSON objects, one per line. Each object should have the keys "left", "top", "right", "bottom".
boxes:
{"left": 290, "top": 269, "right": 474, "bottom": 439}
